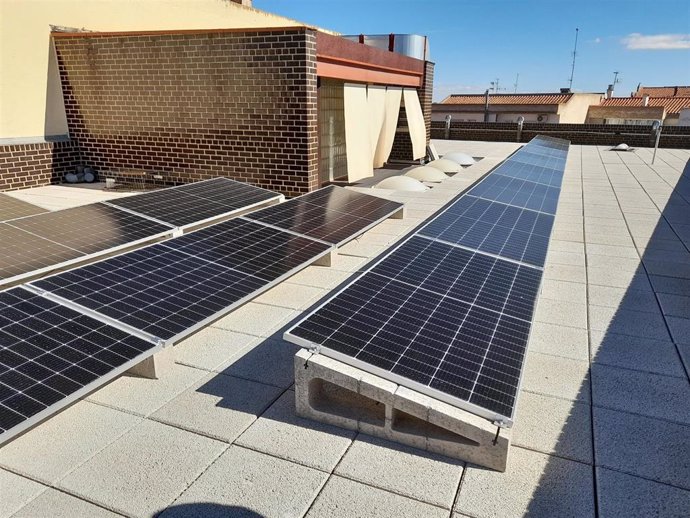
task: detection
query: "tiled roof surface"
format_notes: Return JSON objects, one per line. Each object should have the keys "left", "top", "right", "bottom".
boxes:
{"left": 634, "top": 86, "right": 690, "bottom": 97}
{"left": 440, "top": 93, "right": 573, "bottom": 105}
{"left": 600, "top": 96, "right": 690, "bottom": 115}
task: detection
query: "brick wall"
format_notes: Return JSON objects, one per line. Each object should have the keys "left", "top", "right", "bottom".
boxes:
{"left": 389, "top": 61, "right": 435, "bottom": 161}
{"left": 430, "top": 121, "right": 690, "bottom": 149}
{"left": 0, "top": 140, "right": 80, "bottom": 191}
{"left": 54, "top": 28, "right": 319, "bottom": 197}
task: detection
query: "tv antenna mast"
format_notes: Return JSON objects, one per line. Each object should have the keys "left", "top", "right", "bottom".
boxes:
{"left": 490, "top": 78, "right": 505, "bottom": 93}
{"left": 568, "top": 28, "right": 579, "bottom": 90}
{"left": 612, "top": 71, "right": 621, "bottom": 90}
{"left": 513, "top": 73, "right": 520, "bottom": 93}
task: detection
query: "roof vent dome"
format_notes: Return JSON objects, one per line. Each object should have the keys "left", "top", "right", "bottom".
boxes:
{"left": 612, "top": 143, "right": 630, "bottom": 151}
{"left": 374, "top": 176, "right": 428, "bottom": 192}
{"left": 443, "top": 152, "right": 476, "bottom": 166}
{"left": 426, "top": 158, "right": 462, "bottom": 173}
{"left": 404, "top": 166, "right": 448, "bottom": 183}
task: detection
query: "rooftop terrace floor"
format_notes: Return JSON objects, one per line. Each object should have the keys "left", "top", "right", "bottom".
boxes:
{"left": 1, "top": 141, "right": 689, "bottom": 517}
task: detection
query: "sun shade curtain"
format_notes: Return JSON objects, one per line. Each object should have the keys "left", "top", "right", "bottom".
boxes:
{"left": 367, "top": 85, "right": 387, "bottom": 169}
{"left": 373, "top": 87, "right": 402, "bottom": 168}
{"left": 344, "top": 83, "right": 373, "bottom": 182}
{"left": 403, "top": 88, "right": 427, "bottom": 160}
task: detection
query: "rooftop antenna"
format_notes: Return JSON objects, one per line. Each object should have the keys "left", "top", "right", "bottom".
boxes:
{"left": 490, "top": 78, "right": 505, "bottom": 93}
{"left": 612, "top": 71, "right": 621, "bottom": 92}
{"left": 513, "top": 73, "right": 520, "bottom": 93}
{"left": 568, "top": 28, "right": 579, "bottom": 90}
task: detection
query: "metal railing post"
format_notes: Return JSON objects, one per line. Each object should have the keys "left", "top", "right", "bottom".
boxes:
{"left": 651, "top": 120, "right": 662, "bottom": 164}
{"left": 517, "top": 116, "right": 525, "bottom": 143}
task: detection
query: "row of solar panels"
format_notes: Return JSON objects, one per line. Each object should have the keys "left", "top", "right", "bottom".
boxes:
{"left": 0, "top": 194, "right": 49, "bottom": 223}
{"left": 285, "top": 135, "right": 569, "bottom": 426}
{"left": 0, "top": 183, "right": 403, "bottom": 443}
{"left": 0, "top": 178, "right": 284, "bottom": 287}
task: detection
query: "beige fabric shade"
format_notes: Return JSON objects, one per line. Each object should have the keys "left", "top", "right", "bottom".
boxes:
{"left": 344, "top": 83, "right": 373, "bottom": 182}
{"left": 403, "top": 88, "right": 427, "bottom": 160}
{"left": 367, "top": 85, "right": 386, "bottom": 170}
{"left": 373, "top": 87, "right": 402, "bottom": 168}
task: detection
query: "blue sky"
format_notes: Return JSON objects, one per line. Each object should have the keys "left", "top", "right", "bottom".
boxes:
{"left": 255, "top": 0, "right": 690, "bottom": 101}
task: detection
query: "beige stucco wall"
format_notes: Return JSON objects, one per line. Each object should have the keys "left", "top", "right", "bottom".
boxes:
{"left": 0, "top": 0, "right": 321, "bottom": 139}
{"left": 556, "top": 93, "right": 603, "bottom": 123}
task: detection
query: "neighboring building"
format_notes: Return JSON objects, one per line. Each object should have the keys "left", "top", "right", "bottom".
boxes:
{"left": 632, "top": 85, "right": 690, "bottom": 97}
{"left": 431, "top": 92, "right": 603, "bottom": 124}
{"left": 586, "top": 96, "right": 690, "bottom": 126}
{"left": 1, "top": 0, "right": 433, "bottom": 194}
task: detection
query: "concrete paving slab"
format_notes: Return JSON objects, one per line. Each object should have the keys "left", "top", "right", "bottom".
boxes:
{"left": 527, "top": 321, "right": 589, "bottom": 361}
{"left": 0, "top": 469, "right": 46, "bottom": 518}
{"left": 252, "top": 282, "right": 327, "bottom": 310}
{"left": 0, "top": 401, "right": 141, "bottom": 484}
{"left": 587, "top": 267, "right": 651, "bottom": 291}
{"left": 174, "top": 328, "right": 258, "bottom": 372}
{"left": 589, "top": 304, "right": 670, "bottom": 340}
{"left": 593, "top": 406, "right": 690, "bottom": 490}
{"left": 543, "top": 251, "right": 586, "bottom": 267}
{"left": 666, "top": 316, "right": 690, "bottom": 346}
{"left": 596, "top": 467, "right": 690, "bottom": 518}
{"left": 337, "top": 241, "right": 389, "bottom": 258}
{"left": 150, "top": 373, "right": 282, "bottom": 443}
{"left": 11, "top": 488, "right": 122, "bottom": 518}
{"left": 539, "top": 279, "right": 587, "bottom": 304}
{"left": 87, "top": 363, "right": 206, "bottom": 417}
{"left": 57, "top": 420, "right": 226, "bottom": 517}
{"left": 217, "top": 338, "right": 300, "bottom": 389}
{"left": 307, "top": 475, "right": 448, "bottom": 518}
{"left": 211, "top": 302, "right": 299, "bottom": 337}
{"left": 590, "top": 331, "right": 686, "bottom": 378}
{"left": 284, "top": 266, "right": 352, "bottom": 289}
{"left": 547, "top": 239, "right": 585, "bottom": 254}
{"left": 328, "top": 252, "right": 370, "bottom": 272}
{"left": 583, "top": 243, "right": 639, "bottom": 259}
{"left": 658, "top": 293, "right": 690, "bottom": 319}
{"left": 535, "top": 298, "right": 588, "bottom": 329}
{"left": 235, "top": 391, "right": 354, "bottom": 472}
{"left": 512, "top": 392, "right": 592, "bottom": 464}
{"left": 586, "top": 254, "right": 641, "bottom": 273}
{"left": 334, "top": 434, "right": 464, "bottom": 509}
{"left": 588, "top": 285, "right": 659, "bottom": 314}
{"left": 454, "top": 446, "right": 595, "bottom": 518}
{"left": 162, "top": 445, "right": 327, "bottom": 518}
{"left": 522, "top": 352, "right": 590, "bottom": 402}
{"left": 649, "top": 275, "right": 690, "bottom": 297}
{"left": 544, "top": 263, "right": 587, "bottom": 284}
{"left": 591, "top": 364, "right": 690, "bottom": 425}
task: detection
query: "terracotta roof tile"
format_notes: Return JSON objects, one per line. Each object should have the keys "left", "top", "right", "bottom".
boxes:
{"left": 600, "top": 97, "right": 690, "bottom": 115}
{"left": 634, "top": 86, "right": 690, "bottom": 97}
{"left": 440, "top": 93, "right": 573, "bottom": 105}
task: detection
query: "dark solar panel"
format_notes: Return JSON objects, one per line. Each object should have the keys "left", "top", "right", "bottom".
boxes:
{"left": 0, "top": 287, "right": 156, "bottom": 442}
{"left": 243, "top": 186, "right": 404, "bottom": 246}
{"left": 0, "top": 224, "right": 83, "bottom": 284}
{"left": 418, "top": 196, "right": 554, "bottom": 267}
{"left": 287, "top": 259, "right": 533, "bottom": 421}
{"left": 33, "top": 220, "right": 332, "bottom": 342}
{"left": 0, "top": 194, "right": 48, "bottom": 222}
{"left": 468, "top": 175, "right": 560, "bottom": 214}
{"left": 493, "top": 161, "right": 563, "bottom": 188}
{"left": 509, "top": 150, "right": 566, "bottom": 170}
{"left": 8, "top": 203, "right": 172, "bottom": 255}
{"left": 107, "top": 178, "right": 281, "bottom": 228}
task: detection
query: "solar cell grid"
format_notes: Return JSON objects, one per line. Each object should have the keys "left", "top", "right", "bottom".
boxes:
{"left": 0, "top": 194, "right": 48, "bottom": 222}
{"left": 107, "top": 178, "right": 281, "bottom": 228}
{"left": 0, "top": 287, "right": 155, "bottom": 439}
{"left": 468, "top": 175, "right": 560, "bottom": 214}
{"left": 32, "top": 219, "right": 332, "bottom": 342}
{"left": 492, "top": 161, "right": 563, "bottom": 188}
{"left": 418, "top": 196, "right": 554, "bottom": 267}
{"left": 244, "top": 185, "right": 403, "bottom": 245}
{"left": 7, "top": 203, "right": 173, "bottom": 255}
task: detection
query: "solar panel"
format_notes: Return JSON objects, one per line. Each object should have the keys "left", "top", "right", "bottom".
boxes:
{"left": 32, "top": 219, "right": 332, "bottom": 342}
{"left": 106, "top": 178, "right": 282, "bottom": 229}
{"left": 286, "top": 242, "right": 536, "bottom": 422}
{"left": 418, "top": 196, "right": 554, "bottom": 267}
{"left": 285, "top": 135, "right": 569, "bottom": 425}
{"left": 468, "top": 175, "right": 560, "bottom": 214}
{"left": 7, "top": 203, "right": 173, "bottom": 255}
{"left": 0, "top": 194, "right": 48, "bottom": 222}
{"left": 0, "top": 224, "right": 83, "bottom": 285}
{"left": 509, "top": 150, "right": 566, "bottom": 170}
{"left": 0, "top": 287, "right": 158, "bottom": 444}
{"left": 243, "top": 185, "right": 404, "bottom": 246}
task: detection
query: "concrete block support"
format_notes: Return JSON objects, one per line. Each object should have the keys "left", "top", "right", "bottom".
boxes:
{"left": 125, "top": 346, "right": 174, "bottom": 379}
{"left": 294, "top": 349, "right": 511, "bottom": 471}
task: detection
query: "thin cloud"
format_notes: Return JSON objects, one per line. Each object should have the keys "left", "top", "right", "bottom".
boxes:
{"left": 594, "top": 37, "right": 602, "bottom": 44}
{"left": 622, "top": 33, "right": 690, "bottom": 50}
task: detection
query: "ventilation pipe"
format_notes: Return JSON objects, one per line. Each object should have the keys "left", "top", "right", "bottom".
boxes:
{"left": 606, "top": 84, "right": 614, "bottom": 99}
{"left": 651, "top": 120, "right": 662, "bottom": 164}
{"left": 517, "top": 116, "right": 525, "bottom": 142}
{"left": 643, "top": 94, "right": 650, "bottom": 107}
{"left": 444, "top": 114, "right": 452, "bottom": 139}
{"left": 484, "top": 89, "right": 490, "bottom": 122}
